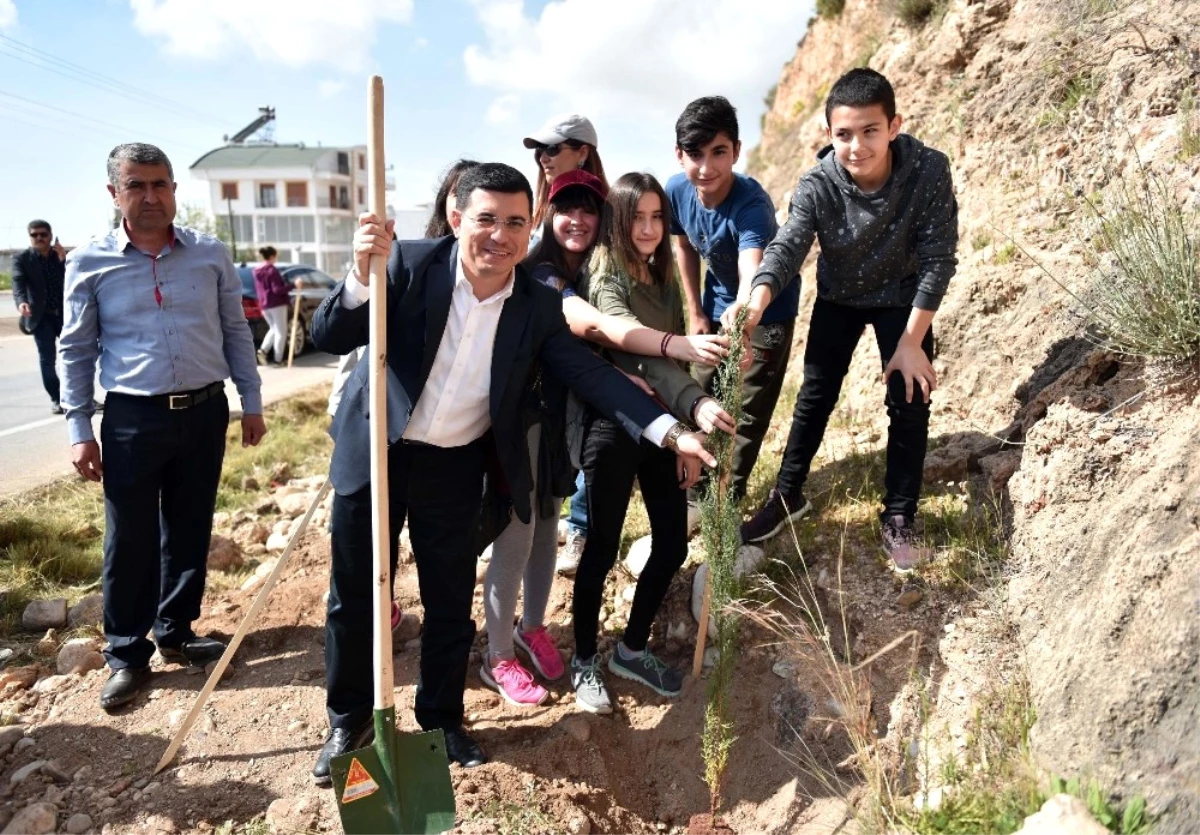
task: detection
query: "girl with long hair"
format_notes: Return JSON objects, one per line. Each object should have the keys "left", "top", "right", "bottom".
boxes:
{"left": 253, "top": 245, "right": 290, "bottom": 366}
{"left": 478, "top": 171, "right": 732, "bottom": 707}
{"left": 568, "top": 172, "right": 735, "bottom": 714}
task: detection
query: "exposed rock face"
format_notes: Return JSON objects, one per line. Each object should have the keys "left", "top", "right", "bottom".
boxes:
{"left": 748, "top": 0, "right": 1200, "bottom": 828}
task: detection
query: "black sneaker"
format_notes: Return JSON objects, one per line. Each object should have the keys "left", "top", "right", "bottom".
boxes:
{"left": 741, "top": 487, "right": 811, "bottom": 544}
{"left": 50, "top": 402, "right": 64, "bottom": 415}
{"left": 881, "top": 514, "right": 921, "bottom": 572}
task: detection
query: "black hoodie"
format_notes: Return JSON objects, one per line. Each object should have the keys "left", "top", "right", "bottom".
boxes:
{"left": 752, "top": 133, "right": 958, "bottom": 311}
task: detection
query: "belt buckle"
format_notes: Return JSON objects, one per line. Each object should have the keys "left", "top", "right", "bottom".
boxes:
{"left": 168, "top": 394, "right": 190, "bottom": 410}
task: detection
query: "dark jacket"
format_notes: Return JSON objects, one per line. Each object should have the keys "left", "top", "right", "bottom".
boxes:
{"left": 310, "top": 235, "right": 666, "bottom": 526}
{"left": 11, "top": 247, "right": 66, "bottom": 330}
{"left": 253, "top": 262, "right": 290, "bottom": 310}
{"left": 753, "top": 133, "right": 958, "bottom": 311}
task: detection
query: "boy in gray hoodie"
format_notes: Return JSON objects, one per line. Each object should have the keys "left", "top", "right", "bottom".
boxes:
{"left": 729, "top": 68, "right": 958, "bottom": 570}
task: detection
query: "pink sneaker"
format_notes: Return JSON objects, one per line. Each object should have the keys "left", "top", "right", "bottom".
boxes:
{"left": 514, "top": 625, "right": 565, "bottom": 681}
{"left": 480, "top": 658, "right": 548, "bottom": 706}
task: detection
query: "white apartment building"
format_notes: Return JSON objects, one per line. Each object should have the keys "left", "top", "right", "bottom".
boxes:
{"left": 189, "top": 143, "right": 373, "bottom": 274}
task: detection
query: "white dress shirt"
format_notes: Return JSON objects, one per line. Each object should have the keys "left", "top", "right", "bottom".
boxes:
{"left": 342, "top": 256, "right": 676, "bottom": 448}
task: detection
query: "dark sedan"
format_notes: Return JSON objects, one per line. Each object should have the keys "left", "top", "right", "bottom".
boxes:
{"left": 238, "top": 263, "right": 338, "bottom": 358}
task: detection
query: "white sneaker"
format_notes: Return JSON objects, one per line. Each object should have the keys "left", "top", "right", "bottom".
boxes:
{"left": 557, "top": 518, "right": 569, "bottom": 546}
{"left": 557, "top": 529, "right": 585, "bottom": 576}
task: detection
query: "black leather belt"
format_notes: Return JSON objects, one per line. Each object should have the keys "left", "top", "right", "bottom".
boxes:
{"left": 112, "top": 381, "right": 225, "bottom": 410}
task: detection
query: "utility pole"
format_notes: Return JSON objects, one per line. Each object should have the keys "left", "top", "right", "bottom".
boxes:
{"left": 226, "top": 196, "right": 237, "bottom": 259}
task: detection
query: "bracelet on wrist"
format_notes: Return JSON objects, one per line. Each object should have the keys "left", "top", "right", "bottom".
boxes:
{"left": 662, "top": 421, "right": 687, "bottom": 451}
{"left": 660, "top": 332, "right": 674, "bottom": 357}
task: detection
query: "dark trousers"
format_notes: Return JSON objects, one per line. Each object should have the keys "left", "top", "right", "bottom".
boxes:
{"left": 326, "top": 439, "right": 484, "bottom": 732}
{"left": 31, "top": 310, "right": 62, "bottom": 405}
{"left": 573, "top": 417, "right": 688, "bottom": 660}
{"left": 692, "top": 318, "right": 795, "bottom": 503}
{"left": 99, "top": 389, "right": 228, "bottom": 669}
{"left": 776, "top": 299, "right": 934, "bottom": 521}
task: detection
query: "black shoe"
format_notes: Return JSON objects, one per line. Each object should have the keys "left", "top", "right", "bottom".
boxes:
{"left": 158, "top": 636, "right": 227, "bottom": 667}
{"left": 50, "top": 402, "right": 64, "bottom": 415}
{"left": 100, "top": 667, "right": 150, "bottom": 711}
{"left": 443, "top": 726, "right": 487, "bottom": 768}
{"left": 741, "top": 487, "right": 812, "bottom": 544}
{"left": 313, "top": 723, "right": 375, "bottom": 787}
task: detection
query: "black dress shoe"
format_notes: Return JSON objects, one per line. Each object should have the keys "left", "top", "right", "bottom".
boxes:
{"left": 443, "top": 726, "right": 487, "bottom": 768}
{"left": 313, "top": 723, "right": 375, "bottom": 787}
{"left": 158, "top": 636, "right": 227, "bottom": 667}
{"left": 100, "top": 667, "right": 151, "bottom": 711}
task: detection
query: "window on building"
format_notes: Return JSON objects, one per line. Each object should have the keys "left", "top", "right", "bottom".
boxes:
{"left": 358, "top": 153, "right": 365, "bottom": 171}
{"left": 337, "top": 152, "right": 350, "bottom": 176}
{"left": 357, "top": 186, "right": 365, "bottom": 205}
{"left": 257, "top": 183, "right": 277, "bottom": 209}
{"left": 220, "top": 182, "right": 238, "bottom": 200}
{"left": 285, "top": 182, "right": 308, "bottom": 208}
{"left": 338, "top": 185, "right": 350, "bottom": 210}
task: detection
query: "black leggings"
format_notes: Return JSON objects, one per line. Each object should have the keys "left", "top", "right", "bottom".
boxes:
{"left": 573, "top": 416, "right": 688, "bottom": 660}
{"left": 776, "top": 299, "right": 934, "bottom": 521}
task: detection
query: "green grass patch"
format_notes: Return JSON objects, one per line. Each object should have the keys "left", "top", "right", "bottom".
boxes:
{"left": 816, "top": 0, "right": 845, "bottom": 19}
{"left": 0, "top": 385, "right": 333, "bottom": 640}
{"left": 1179, "top": 85, "right": 1199, "bottom": 160}
{"left": 0, "top": 272, "right": 10, "bottom": 292}
{"left": 992, "top": 241, "right": 1017, "bottom": 265}
{"left": 891, "top": 0, "right": 949, "bottom": 26}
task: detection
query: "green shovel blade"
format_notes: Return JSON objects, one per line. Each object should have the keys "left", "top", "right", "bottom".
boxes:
{"left": 331, "top": 709, "right": 456, "bottom": 834}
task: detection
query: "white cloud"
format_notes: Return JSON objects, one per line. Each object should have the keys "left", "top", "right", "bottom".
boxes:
{"left": 485, "top": 93, "right": 521, "bottom": 126}
{"left": 318, "top": 79, "right": 346, "bottom": 99}
{"left": 462, "top": 0, "right": 810, "bottom": 127}
{"left": 0, "top": 0, "right": 17, "bottom": 30}
{"left": 414, "top": 36, "right": 429, "bottom": 49}
{"left": 128, "top": 0, "right": 414, "bottom": 71}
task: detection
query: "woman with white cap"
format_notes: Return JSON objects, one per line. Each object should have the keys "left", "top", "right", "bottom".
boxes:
{"left": 524, "top": 113, "right": 608, "bottom": 229}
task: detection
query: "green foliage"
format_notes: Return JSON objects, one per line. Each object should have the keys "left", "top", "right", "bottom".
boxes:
{"left": 698, "top": 308, "right": 749, "bottom": 817}
{"left": 971, "top": 231, "right": 992, "bottom": 251}
{"left": 1038, "top": 65, "right": 1101, "bottom": 128}
{"left": 816, "top": 0, "right": 845, "bottom": 19}
{"left": 1048, "top": 776, "right": 1152, "bottom": 835}
{"left": 1055, "top": 163, "right": 1199, "bottom": 363}
{"left": 891, "top": 0, "right": 948, "bottom": 26}
{"left": 0, "top": 272, "right": 11, "bottom": 292}
{"left": 992, "top": 241, "right": 1017, "bottom": 265}
{"left": 477, "top": 781, "right": 555, "bottom": 835}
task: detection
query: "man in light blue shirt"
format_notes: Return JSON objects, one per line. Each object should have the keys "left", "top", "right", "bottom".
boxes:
{"left": 59, "top": 143, "right": 266, "bottom": 712}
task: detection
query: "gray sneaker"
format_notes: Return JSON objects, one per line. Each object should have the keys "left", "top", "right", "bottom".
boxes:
{"left": 608, "top": 646, "right": 683, "bottom": 697}
{"left": 570, "top": 654, "right": 612, "bottom": 714}
{"left": 557, "top": 529, "right": 585, "bottom": 576}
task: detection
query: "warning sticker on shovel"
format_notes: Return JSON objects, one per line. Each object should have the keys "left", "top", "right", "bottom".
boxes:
{"left": 341, "top": 757, "right": 380, "bottom": 803}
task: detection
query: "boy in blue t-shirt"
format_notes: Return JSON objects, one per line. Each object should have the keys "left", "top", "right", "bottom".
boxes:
{"left": 668, "top": 96, "right": 800, "bottom": 503}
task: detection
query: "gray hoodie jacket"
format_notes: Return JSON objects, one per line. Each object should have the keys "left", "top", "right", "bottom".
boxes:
{"left": 752, "top": 133, "right": 958, "bottom": 311}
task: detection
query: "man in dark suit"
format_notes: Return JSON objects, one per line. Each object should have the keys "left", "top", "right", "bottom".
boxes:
{"left": 12, "top": 219, "right": 67, "bottom": 413}
{"left": 310, "top": 162, "right": 715, "bottom": 782}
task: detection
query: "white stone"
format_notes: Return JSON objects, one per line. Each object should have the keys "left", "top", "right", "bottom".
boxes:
{"left": 21, "top": 599, "right": 68, "bottom": 631}
{"left": 1016, "top": 794, "right": 1110, "bottom": 835}
{"left": 32, "top": 674, "right": 73, "bottom": 694}
{"left": 1, "top": 802, "right": 57, "bottom": 835}
{"left": 772, "top": 658, "right": 799, "bottom": 680}
{"left": 65, "top": 813, "right": 93, "bottom": 834}
{"left": 265, "top": 531, "right": 290, "bottom": 552}
{"left": 276, "top": 491, "right": 316, "bottom": 517}
{"left": 10, "top": 759, "right": 48, "bottom": 785}
{"left": 624, "top": 535, "right": 653, "bottom": 578}
{"left": 57, "top": 638, "right": 104, "bottom": 675}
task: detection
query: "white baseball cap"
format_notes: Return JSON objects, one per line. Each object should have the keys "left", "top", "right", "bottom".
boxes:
{"left": 522, "top": 114, "right": 598, "bottom": 148}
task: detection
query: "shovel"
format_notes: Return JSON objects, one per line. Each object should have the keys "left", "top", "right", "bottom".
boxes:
{"left": 330, "top": 74, "right": 456, "bottom": 835}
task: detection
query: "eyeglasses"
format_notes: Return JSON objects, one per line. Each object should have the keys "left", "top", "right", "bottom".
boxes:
{"left": 466, "top": 214, "right": 529, "bottom": 233}
{"left": 535, "top": 141, "right": 584, "bottom": 159}
{"left": 29, "top": 231, "right": 50, "bottom": 239}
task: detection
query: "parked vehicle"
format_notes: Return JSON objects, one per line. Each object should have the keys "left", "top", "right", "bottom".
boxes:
{"left": 237, "top": 263, "right": 338, "bottom": 358}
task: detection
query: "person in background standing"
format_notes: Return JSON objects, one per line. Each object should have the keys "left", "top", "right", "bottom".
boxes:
{"left": 253, "top": 246, "right": 290, "bottom": 367}
{"left": 12, "top": 219, "right": 68, "bottom": 413}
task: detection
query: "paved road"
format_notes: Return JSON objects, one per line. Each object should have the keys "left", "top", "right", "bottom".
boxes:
{"left": 0, "top": 333, "right": 339, "bottom": 498}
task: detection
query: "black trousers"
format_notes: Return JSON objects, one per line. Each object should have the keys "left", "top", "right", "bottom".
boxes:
{"left": 573, "top": 416, "right": 688, "bottom": 661}
{"left": 776, "top": 299, "right": 934, "bottom": 521}
{"left": 31, "top": 310, "right": 62, "bottom": 405}
{"left": 100, "top": 389, "right": 228, "bottom": 669}
{"left": 326, "top": 439, "right": 484, "bottom": 732}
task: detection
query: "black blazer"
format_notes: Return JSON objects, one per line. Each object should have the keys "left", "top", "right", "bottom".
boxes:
{"left": 11, "top": 247, "right": 65, "bottom": 331}
{"left": 311, "top": 235, "right": 665, "bottom": 523}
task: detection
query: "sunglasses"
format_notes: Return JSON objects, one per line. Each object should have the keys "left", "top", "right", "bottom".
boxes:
{"left": 29, "top": 231, "right": 50, "bottom": 239}
{"left": 536, "top": 141, "right": 584, "bottom": 159}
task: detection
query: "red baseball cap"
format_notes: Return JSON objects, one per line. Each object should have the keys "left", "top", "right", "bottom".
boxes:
{"left": 548, "top": 170, "right": 607, "bottom": 204}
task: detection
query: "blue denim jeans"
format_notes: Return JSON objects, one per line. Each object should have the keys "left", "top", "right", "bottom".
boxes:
{"left": 564, "top": 470, "right": 587, "bottom": 536}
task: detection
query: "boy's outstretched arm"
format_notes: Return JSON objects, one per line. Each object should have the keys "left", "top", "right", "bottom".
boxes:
{"left": 727, "top": 178, "right": 817, "bottom": 331}
{"left": 672, "top": 234, "right": 711, "bottom": 335}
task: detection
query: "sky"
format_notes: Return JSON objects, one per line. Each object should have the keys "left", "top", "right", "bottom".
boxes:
{"left": 0, "top": 0, "right": 814, "bottom": 250}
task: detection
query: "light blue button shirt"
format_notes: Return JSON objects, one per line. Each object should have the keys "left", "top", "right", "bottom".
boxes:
{"left": 59, "top": 223, "right": 263, "bottom": 444}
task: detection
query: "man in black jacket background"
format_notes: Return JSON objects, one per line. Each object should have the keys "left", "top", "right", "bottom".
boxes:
{"left": 12, "top": 219, "right": 67, "bottom": 413}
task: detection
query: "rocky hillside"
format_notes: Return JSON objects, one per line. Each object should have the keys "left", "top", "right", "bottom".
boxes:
{"left": 748, "top": 0, "right": 1199, "bottom": 828}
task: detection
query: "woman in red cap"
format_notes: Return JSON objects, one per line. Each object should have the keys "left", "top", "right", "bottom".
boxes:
{"left": 478, "top": 170, "right": 731, "bottom": 708}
